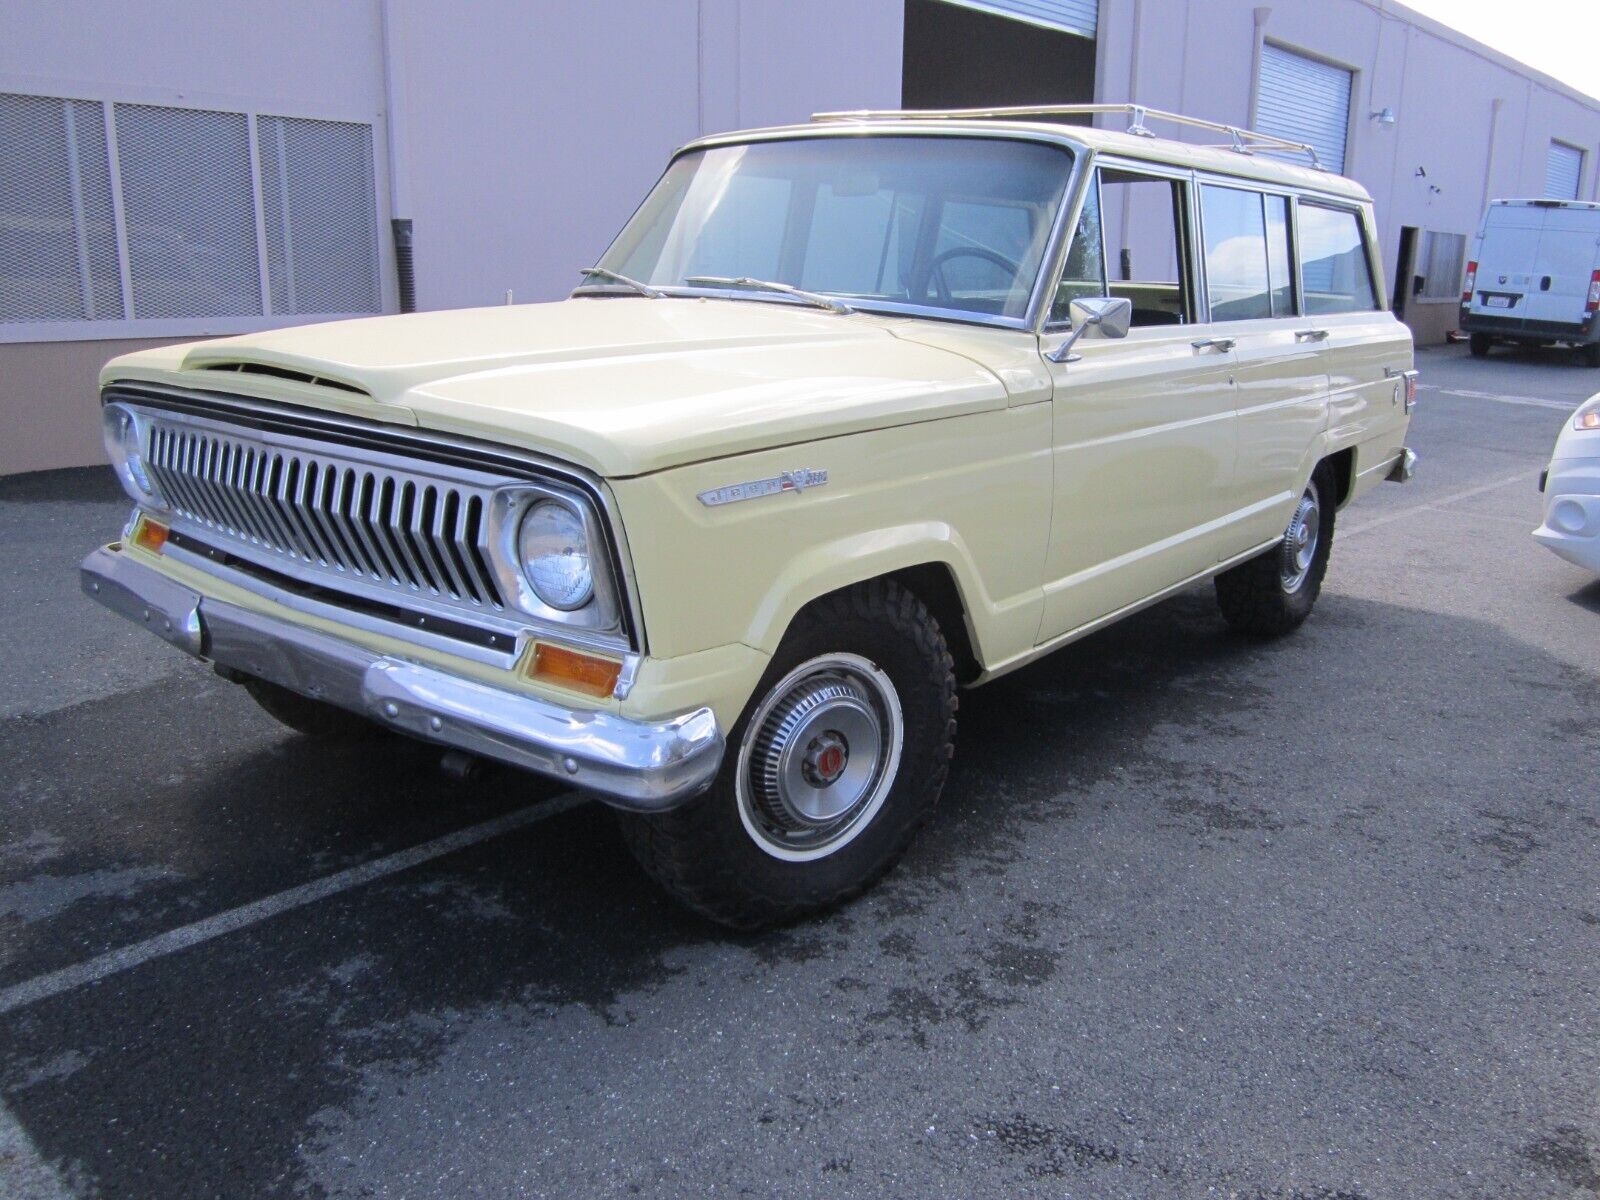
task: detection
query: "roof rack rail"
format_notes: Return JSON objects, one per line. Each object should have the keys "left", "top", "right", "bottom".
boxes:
{"left": 810, "top": 103, "right": 1327, "bottom": 171}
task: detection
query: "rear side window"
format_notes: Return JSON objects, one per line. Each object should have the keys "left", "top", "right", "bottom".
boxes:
{"left": 1199, "top": 185, "right": 1298, "bottom": 321}
{"left": 1299, "top": 203, "right": 1379, "bottom": 314}
{"left": 1200, "top": 185, "right": 1273, "bottom": 320}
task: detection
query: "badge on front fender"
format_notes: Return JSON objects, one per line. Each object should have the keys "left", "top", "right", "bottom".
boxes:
{"left": 698, "top": 468, "right": 829, "bottom": 507}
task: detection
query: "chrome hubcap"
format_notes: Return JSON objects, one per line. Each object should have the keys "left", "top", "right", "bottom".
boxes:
{"left": 737, "top": 654, "right": 904, "bottom": 861}
{"left": 1279, "top": 480, "right": 1321, "bottom": 592}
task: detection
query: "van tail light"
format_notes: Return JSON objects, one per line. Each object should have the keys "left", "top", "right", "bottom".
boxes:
{"left": 1587, "top": 269, "right": 1600, "bottom": 313}
{"left": 1461, "top": 261, "right": 1477, "bottom": 303}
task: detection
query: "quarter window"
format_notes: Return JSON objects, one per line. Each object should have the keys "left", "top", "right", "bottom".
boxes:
{"left": 1298, "top": 203, "right": 1379, "bottom": 314}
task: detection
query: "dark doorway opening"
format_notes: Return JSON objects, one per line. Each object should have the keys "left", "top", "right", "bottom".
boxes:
{"left": 902, "top": 0, "right": 1096, "bottom": 116}
{"left": 1392, "top": 225, "right": 1418, "bottom": 317}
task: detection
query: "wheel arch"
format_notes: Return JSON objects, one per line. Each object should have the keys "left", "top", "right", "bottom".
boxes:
{"left": 743, "top": 526, "right": 993, "bottom": 684}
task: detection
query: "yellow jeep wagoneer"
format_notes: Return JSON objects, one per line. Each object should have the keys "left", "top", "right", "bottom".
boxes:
{"left": 84, "top": 106, "right": 1417, "bottom": 927}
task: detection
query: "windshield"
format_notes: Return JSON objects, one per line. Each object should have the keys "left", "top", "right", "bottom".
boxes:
{"left": 595, "top": 135, "right": 1075, "bottom": 322}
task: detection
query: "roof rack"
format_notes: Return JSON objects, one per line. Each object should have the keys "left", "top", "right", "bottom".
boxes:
{"left": 810, "top": 103, "right": 1327, "bottom": 171}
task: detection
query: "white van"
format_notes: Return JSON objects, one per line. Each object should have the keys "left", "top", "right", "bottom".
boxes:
{"left": 1460, "top": 199, "right": 1600, "bottom": 366}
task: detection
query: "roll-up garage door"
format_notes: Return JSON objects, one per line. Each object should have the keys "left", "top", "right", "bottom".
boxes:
{"left": 1545, "top": 142, "right": 1584, "bottom": 200}
{"left": 1254, "top": 43, "right": 1352, "bottom": 174}
{"left": 939, "top": 0, "right": 1097, "bottom": 39}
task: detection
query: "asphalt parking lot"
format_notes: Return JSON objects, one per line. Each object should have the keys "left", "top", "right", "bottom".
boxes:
{"left": 2, "top": 344, "right": 1597, "bottom": 1199}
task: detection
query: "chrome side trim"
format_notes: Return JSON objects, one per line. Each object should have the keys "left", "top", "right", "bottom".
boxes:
{"left": 80, "top": 547, "right": 719, "bottom": 811}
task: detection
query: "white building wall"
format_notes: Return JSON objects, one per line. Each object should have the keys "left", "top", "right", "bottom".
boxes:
{"left": 0, "top": 0, "right": 903, "bottom": 473}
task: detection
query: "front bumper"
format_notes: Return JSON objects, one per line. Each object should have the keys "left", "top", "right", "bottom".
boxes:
{"left": 80, "top": 545, "right": 724, "bottom": 811}
{"left": 1533, "top": 458, "right": 1600, "bottom": 573}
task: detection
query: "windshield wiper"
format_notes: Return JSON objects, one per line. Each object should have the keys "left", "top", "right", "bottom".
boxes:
{"left": 574, "top": 267, "right": 664, "bottom": 299}
{"left": 685, "top": 275, "right": 853, "bottom": 315}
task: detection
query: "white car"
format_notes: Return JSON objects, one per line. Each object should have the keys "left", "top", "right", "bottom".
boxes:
{"left": 1535, "top": 393, "right": 1600, "bottom": 571}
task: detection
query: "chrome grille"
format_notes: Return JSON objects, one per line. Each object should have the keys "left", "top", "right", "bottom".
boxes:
{"left": 143, "top": 418, "right": 506, "bottom": 610}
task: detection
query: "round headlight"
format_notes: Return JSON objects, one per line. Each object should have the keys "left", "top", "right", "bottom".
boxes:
{"left": 518, "top": 500, "right": 593, "bottom": 611}
{"left": 102, "top": 404, "right": 161, "bottom": 506}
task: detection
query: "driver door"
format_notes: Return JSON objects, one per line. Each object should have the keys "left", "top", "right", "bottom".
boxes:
{"left": 1036, "top": 164, "right": 1239, "bottom": 642}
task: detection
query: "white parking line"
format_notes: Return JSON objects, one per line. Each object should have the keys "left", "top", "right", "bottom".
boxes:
{"left": 0, "top": 793, "right": 585, "bottom": 1018}
{"left": 0, "top": 1099, "right": 74, "bottom": 1200}
{"left": 1418, "top": 384, "right": 1577, "bottom": 413}
{"left": 1342, "top": 471, "right": 1534, "bottom": 539}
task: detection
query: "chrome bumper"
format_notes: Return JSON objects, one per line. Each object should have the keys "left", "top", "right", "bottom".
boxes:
{"left": 80, "top": 546, "right": 723, "bottom": 812}
{"left": 1386, "top": 447, "right": 1417, "bottom": 483}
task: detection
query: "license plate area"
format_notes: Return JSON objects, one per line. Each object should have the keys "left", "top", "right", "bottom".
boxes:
{"left": 1482, "top": 294, "right": 1517, "bottom": 309}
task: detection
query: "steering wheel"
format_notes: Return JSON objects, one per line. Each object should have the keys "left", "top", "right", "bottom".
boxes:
{"left": 922, "top": 246, "right": 1022, "bottom": 304}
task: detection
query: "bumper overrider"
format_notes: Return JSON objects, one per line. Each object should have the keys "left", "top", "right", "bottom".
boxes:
{"left": 80, "top": 545, "right": 724, "bottom": 811}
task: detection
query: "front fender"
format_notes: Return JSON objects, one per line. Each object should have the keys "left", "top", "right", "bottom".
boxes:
{"left": 609, "top": 406, "right": 1052, "bottom": 673}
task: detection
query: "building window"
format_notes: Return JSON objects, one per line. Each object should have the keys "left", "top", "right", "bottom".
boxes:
{"left": 1417, "top": 230, "right": 1466, "bottom": 301}
{"left": 1546, "top": 141, "right": 1585, "bottom": 201}
{"left": 1255, "top": 44, "right": 1352, "bottom": 175}
{"left": 0, "top": 91, "right": 381, "bottom": 328}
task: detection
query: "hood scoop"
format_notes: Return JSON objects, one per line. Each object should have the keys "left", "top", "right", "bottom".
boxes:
{"left": 197, "top": 360, "right": 370, "bottom": 397}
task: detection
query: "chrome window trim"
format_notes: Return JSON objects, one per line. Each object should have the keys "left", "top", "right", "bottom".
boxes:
{"left": 101, "top": 382, "right": 646, "bottom": 655}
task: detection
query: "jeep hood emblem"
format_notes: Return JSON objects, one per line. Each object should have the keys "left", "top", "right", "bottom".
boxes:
{"left": 698, "top": 468, "right": 829, "bottom": 507}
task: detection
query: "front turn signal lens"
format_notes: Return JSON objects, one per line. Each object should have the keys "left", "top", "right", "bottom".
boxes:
{"left": 132, "top": 515, "right": 169, "bottom": 555}
{"left": 1577, "top": 410, "right": 1600, "bottom": 431}
{"left": 527, "top": 642, "right": 623, "bottom": 697}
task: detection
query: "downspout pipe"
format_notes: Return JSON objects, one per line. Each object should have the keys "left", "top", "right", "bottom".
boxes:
{"left": 379, "top": 0, "right": 416, "bottom": 312}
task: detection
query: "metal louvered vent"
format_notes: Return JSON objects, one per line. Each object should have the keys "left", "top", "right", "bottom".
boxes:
{"left": 2, "top": 91, "right": 382, "bottom": 326}
{"left": 116, "top": 103, "right": 262, "bottom": 319}
{"left": 257, "top": 115, "right": 381, "bottom": 315}
{"left": 0, "top": 92, "right": 124, "bottom": 321}
{"left": 200, "top": 361, "right": 370, "bottom": 395}
{"left": 143, "top": 415, "right": 507, "bottom": 611}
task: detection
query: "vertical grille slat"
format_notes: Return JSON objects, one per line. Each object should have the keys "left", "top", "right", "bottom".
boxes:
{"left": 455, "top": 493, "right": 497, "bottom": 604}
{"left": 133, "top": 410, "right": 522, "bottom": 619}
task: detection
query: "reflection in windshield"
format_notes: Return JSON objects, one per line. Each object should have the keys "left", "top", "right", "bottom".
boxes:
{"left": 596, "top": 136, "right": 1074, "bottom": 322}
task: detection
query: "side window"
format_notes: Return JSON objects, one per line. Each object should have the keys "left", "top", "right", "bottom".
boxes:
{"left": 1199, "top": 185, "right": 1299, "bottom": 321}
{"left": 1265, "top": 194, "right": 1295, "bottom": 316}
{"left": 1049, "top": 176, "right": 1106, "bottom": 323}
{"left": 1099, "top": 169, "right": 1193, "bottom": 326}
{"left": 1200, "top": 184, "right": 1273, "bottom": 321}
{"left": 1298, "top": 203, "right": 1379, "bottom": 314}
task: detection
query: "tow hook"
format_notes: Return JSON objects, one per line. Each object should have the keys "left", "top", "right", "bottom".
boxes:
{"left": 439, "top": 749, "right": 486, "bottom": 782}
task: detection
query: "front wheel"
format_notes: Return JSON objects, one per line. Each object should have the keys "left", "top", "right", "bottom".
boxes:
{"left": 616, "top": 579, "right": 957, "bottom": 929}
{"left": 1214, "top": 466, "right": 1336, "bottom": 638}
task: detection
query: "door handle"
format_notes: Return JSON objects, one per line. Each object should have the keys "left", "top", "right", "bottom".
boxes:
{"left": 1190, "top": 337, "right": 1236, "bottom": 353}
{"left": 1295, "top": 329, "right": 1330, "bottom": 342}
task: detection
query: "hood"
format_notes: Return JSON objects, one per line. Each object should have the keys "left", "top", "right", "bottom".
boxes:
{"left": 130, "top": 298, "right": 1014, "bottom": 477}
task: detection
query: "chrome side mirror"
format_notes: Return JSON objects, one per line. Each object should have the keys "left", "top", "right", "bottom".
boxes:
{"left": 1046, "top": 296, "right": 1134, "bottom": 363}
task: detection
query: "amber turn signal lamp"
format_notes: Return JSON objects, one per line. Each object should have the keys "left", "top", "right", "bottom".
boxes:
{"left": 527, "top": 642, "right": 622, "bottom": 697}
{"left": 132, "top": 516, "right": 169, "bottom": 555}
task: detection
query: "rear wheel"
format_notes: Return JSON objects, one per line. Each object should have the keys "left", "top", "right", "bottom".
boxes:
{"left": 1469, "top": 332, "right": 1492, "bottom": 358}
{"left": 616, "top": 579, "right": 957, "bottom": 929}
{"left": 1582, "top": 341, "right": 1600, "bottom": 368}
{"left": 1215, "top": 464, "right": 1336, "bottom": 638}
{"left": 242, "top": 676, "right": 382, "bottom": 741}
